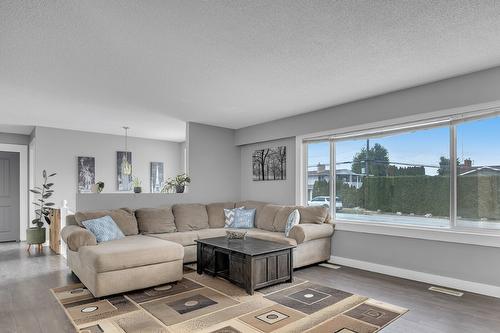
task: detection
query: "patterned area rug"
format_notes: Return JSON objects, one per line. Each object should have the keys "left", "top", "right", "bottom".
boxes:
{"left": 51, "top": 268, "right": 407, "bottom": 333}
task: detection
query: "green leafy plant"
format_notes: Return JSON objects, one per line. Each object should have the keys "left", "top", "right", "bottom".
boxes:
{"left": 29, "top": 170, "right": 56, "bottom": 228}
{"left": 132, "top": 177, "right": 142, "bottom": 188}
{"left": 162, "top": 173, "right": 191, "bottom": 193}
{"left": 96, "top": 181, "right": 104, "bottom": 193}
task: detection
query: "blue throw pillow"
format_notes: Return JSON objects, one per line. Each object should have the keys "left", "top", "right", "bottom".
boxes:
{"left": 232, "top": 208, "right": 256, "bottom": 229}
{"left": 81, "top": 215, "right": 125, "bottom": 243}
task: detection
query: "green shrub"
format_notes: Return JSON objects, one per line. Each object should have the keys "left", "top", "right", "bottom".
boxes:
{"left": 335, "top": 174, "right": 500, "bottom": 220}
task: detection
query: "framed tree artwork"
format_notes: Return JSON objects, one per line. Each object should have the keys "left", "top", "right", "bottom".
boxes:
{"left": 252, "top": 146, "right": 286, "bottom": 181}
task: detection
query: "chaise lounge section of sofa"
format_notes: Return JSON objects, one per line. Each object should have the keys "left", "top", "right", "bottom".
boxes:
{"left": 61, "top": 201, "right": 334, "bottom": 297}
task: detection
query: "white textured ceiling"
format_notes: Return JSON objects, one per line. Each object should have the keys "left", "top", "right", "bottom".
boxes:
{"left": 2, "top": 1, "right": 500, "bottom": 141}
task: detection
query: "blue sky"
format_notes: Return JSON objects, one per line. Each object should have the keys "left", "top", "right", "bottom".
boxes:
{"left": 308, "top": 116, "right": 500, "bottom": 176}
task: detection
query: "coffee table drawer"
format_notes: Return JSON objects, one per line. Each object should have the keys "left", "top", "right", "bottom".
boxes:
{"left": 253, "top": 250, "right": 291, "bottom": 288}
{"left": 229, "top": 252, "right": 246, "bottom": 285}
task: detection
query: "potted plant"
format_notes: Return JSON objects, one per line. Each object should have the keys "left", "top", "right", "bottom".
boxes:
{"left": 132, "top": 177, "right": 142, "bottom": 193}
{"left": 162, "top": 173, "right": 191, "bottom": 193}
{"left": 91, "top": 181, "right": 104, "bottom": 193}
{"left": 28, "top": 170, "right": 56, "bottom": 251}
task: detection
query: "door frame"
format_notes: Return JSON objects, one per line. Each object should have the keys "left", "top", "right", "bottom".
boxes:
{"left": 0, "top": 144, "right": 28, "bottom": 241}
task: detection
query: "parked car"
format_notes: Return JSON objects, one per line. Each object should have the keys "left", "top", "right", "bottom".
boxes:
{"left": 308, "top": 196, "right": 343, "bottom": 210}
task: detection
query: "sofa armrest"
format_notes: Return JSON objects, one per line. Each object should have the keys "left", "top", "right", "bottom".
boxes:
{"left": 61, "top": 225, "right": 97, "bottom": 252}
{"left": 289, "top": 223, "right": 334, "bottom": 244}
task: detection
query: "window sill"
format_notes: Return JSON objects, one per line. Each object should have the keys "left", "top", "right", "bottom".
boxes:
{"left": 334, "top": 220, "right": 500, "bottom": 248}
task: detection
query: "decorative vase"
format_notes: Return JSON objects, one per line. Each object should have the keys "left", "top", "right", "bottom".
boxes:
{"left": 26, "top": 227, "right": 46, "bottom": 245}
{"left": 134, "top": 187, "right": 142, "bottom": 193}
{"left": 225, "top": 230, "right": 247, "bottom": 240}
{"left": 176, "top": 185, "right": 185, "bottom": 193}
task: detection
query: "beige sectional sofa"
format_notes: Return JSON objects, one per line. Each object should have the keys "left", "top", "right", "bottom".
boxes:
{"left": 61, "top": 201, "right": 334, "bottom": 297}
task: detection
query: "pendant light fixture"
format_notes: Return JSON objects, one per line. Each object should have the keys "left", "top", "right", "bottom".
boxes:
{"left": 121, "top": 126, "right": 132, "bottom": 176}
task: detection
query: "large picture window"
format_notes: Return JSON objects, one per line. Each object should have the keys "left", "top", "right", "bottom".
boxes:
{"left": 306, "top": 141, "right": 330, "bottom": 207}
{"left": 302, "top": 111, "right": 500, "bottom": 231}
{"left": 335, "top": 126, "right": 450, "bottom": 227}
{"left": 456, "top": 116, "right": 500, "bottom": 229}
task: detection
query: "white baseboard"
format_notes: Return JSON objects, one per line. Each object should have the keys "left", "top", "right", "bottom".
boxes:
{"left": 330, "top": 255, "right": 500, "bottom": 299}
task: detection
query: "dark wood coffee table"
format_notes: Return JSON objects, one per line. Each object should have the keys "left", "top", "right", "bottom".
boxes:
{"left": 196, "top": 236, "right": 295, "bottom": 295}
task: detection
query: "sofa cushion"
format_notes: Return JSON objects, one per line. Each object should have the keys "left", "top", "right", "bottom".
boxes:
{"left": 146, "top": 231, "right": 199, "bottom": 246}
{"left": 197, "top": 228, "right": 227, "bottom": 239}
{"left": 172, "top": 204, "right": 209, "bottom": 231}
{"left": 135, "top": 207, "right": 176, "bottom": 234}
{"left": 256, "top": 204, "right": 282, "bottom": 231}
{"left": 246, "top": 229, "right": 297, "bottom": 246}
{"left": 206, "top": 202, "right": 235, "bottom": 228}
{"left": 273, "top": 205, "right": 298, "bottom": 232}
{"left": 78, "top": 235, "right": 183, "bottom": 273}
{"left": 298, "top": 206, "right": 329, "bottom": 224}
{"left": 75, "top": 208, "right": 139, "bottom": 236}
{"left": 288, "top": 223, "right": 334, "bottom": 244}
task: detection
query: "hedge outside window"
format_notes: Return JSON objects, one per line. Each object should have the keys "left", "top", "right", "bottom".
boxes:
{"left": 456, "top": 116, "right": 500, "bottom": 229}
{"left": 334, "top": 126, "right": 450, "bottom": 227}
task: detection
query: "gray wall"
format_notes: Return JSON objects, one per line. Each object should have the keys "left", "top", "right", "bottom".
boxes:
{"left": 236, "top": 65, "right": 500, "bottom": 145}
{"left": 77, "top": 122, "right": 241, "bottom": 210}
{"left": 240, "top": 137, "right": 295, "bottom": 204}
{"left": 333, "top": 231, "right": 500, "bottom": 287}
{"left": 33, "top": 127, "right": 183, "bottom": 211}
{"left": 0, "top": 132, "right": 30, "bottom": 145}
{"left": 234, "top": 66, "right": 500, "bottom": 288}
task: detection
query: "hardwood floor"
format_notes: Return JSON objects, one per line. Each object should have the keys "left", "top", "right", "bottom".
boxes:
{"left": 296, "top": 265, "right": 500, "bottom": 333}
{"left": 1, "top": 241, "right": 499, "bottom": 333}
{"left": 0, "top": 242, "right": 78, "bottom": 333}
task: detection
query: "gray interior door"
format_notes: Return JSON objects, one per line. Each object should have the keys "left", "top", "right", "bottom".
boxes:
{"left": 0, "top": 152, "right": 20, "bottom": 242}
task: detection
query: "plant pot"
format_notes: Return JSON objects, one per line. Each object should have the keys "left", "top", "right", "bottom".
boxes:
{"left": 26, "top": 227, "right": 46, "bottom": 245}
{"left": 176, "top": 185, "right": 185, "bottom": 193}
{"left": 134, "top": 187, "right": 142, "bottom": 193}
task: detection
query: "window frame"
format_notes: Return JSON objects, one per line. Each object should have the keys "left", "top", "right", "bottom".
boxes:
{"left": 297, "top": 106, "right": 500, "bottom": 247}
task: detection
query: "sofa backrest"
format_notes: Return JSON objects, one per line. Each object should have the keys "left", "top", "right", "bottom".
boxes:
{"left": 256, "top": 204, "right": 282, "bottom": 231}
{"left": 235, "top": 200, "right": 268, "bottom": 224}
{"left": 66, "top": 214, "right": 78, "bottom": 226}
{"left": 206, "top": 202, "right": 235, "bottom": 228}
{"left": 70, "top": 201, "right": 330, "bottom": 236}
{"left": 135, "top": 207, "right": 176, "bottom": 234}
{"left": 273, "top": 205, "right": 298, "bottom": 231}
{"left": 298, "top": 206, "right": 330, "bottom": 224}
{"left": 172, "top": 203, "right": 209, "bottom": 231}
{"left": 74, "top": 208, "right": 139, "bottom": 236}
